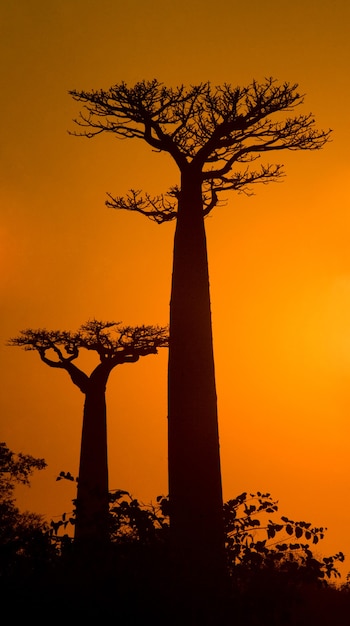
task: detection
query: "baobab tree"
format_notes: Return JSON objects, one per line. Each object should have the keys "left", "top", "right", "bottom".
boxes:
{"left": 69, "top": 78, "right": 331, "bottom": 580}
{"left": 9, "top": 320, "right": 168, "bottom": 547}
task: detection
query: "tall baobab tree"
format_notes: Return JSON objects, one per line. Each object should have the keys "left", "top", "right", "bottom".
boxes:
{"left": 69, "top": 78, "right": 331, "bottom": 580}
{"left": 9, "top": 320, "right": 168, "bottom": 546}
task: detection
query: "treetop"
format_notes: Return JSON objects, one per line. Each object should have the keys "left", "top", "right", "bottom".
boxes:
{"left": 8, "top": 320, "right": 169, "bottom": 367}
{"left": 69, "top": 77, "right": 331, "bottom": 222}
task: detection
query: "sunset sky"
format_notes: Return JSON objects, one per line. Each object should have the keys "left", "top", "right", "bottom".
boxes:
{"left": 1, "top": 1, "right": 350, "bottom": 580}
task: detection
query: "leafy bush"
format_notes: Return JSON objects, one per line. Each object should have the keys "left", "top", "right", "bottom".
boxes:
{"left": 223, "top": 491, "right": 344, "bottom": 583}
{"left": 52, "top": 478, "right": 344, "bottom": 587}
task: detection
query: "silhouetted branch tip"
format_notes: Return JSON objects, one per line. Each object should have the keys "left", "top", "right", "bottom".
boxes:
{"left": 106, "top": 189, "right": 177, "bottom": 223}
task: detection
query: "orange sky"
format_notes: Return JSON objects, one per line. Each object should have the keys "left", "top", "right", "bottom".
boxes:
{"left": 1, "top": 0, "right": 350, "bottom": 580}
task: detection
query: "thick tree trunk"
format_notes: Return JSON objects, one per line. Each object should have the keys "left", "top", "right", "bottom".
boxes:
{"left": 168, "top": 171, "right": 225, "bottom": 585}
{"left": 74, "top": 366, "right": 110, "bottom": 546}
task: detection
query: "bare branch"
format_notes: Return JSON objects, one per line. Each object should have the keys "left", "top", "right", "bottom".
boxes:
{"left": 106, "top": 189, "right": 177, "bottom": 224}
{"left": 202, "top": 163, "right": 285, "bottom": 199}
{"left": 8, "top": 329, "right": 79, "bottom": 363}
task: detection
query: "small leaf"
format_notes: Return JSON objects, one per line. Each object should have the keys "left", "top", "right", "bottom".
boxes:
{"left": 274, "top": 524, "right": 283, "bottom": 532}
{"left": 267, "top": 527, "right": 275, "bottom": 539}
{"left": 255, "top": 540, "right": 266, "bottom": 552}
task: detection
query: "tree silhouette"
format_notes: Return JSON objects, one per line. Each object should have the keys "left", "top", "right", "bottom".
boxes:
{"left": 0, "top": 442, "right": 53, "bottom": 577}
{"left": 9, "top": 320, "right": 168, "bottom": 546}
{"left": 69, "top": 78, "right": 331, "bottom": 580}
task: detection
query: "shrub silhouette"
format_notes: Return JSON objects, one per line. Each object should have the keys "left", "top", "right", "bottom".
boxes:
{"left": 1, "top": 452, "right": 349, "bottom": 625}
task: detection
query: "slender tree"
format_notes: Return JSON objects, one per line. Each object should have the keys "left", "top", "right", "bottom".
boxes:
{"left": 69, "top": 78, "right": 331, "bottom": 580}
{"left": 9, "top": 320, "right": 168, "bottom": 546}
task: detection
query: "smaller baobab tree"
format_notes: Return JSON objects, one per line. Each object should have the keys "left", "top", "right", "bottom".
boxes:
{"left": 9, "top": 320, "right": 168, "bottom": 548}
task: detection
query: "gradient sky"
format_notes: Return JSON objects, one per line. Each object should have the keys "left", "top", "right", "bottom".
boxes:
{"left": 1, "top": 0, "right": 350, "bottom": 580}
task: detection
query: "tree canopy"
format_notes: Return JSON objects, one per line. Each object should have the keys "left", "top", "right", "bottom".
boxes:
{"left": 9, "top": 319, "right": 169, "bottom": 391}
{"left": 70, "top": 77, "right": 331, "bottom": 222}
{"left": 0, "top": 441, "right": 46, "bottom": 501}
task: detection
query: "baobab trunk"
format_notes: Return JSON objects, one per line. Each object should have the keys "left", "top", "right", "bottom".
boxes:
{"left": 74, "top": 367, "right": 110, "bottom": 545}
{"left": 168, "top": 170, "right": 225, "bottom": 581}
